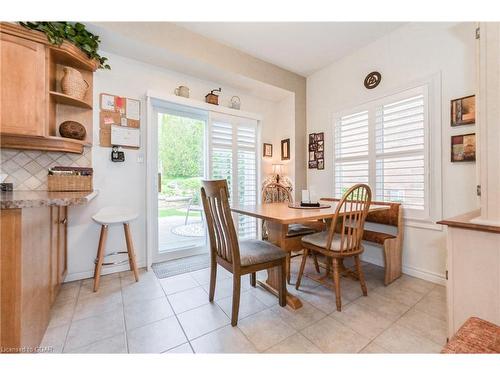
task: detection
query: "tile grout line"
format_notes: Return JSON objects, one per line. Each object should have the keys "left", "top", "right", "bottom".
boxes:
{"left": 158, "top": 275, "right": 196, "bottom": 354}
{"left": 60, "top": 281, "right": 82, "bottom": 353}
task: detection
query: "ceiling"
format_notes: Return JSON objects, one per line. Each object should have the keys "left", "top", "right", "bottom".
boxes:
{"left": 177, "top": 22, "right": 405, "bottom": 76}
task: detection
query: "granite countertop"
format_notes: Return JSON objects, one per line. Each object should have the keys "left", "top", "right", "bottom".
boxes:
{"left": 1, "top": 190, "right": 98, "bottom": 209}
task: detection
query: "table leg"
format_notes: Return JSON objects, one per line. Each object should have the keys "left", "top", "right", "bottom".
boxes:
{"left": 259, "top": 221, "right": 303, "bottom": 310}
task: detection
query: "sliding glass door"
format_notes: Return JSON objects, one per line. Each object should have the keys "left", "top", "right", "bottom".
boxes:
{"left": 150, "top": 101, "right": 259, "bottom": 264}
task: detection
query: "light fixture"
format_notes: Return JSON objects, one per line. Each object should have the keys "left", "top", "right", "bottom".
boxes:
{"left": 272, "top": 164, "right": 284, "bottom": 184}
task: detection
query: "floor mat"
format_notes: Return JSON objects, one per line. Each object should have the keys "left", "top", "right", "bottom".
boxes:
{"left": 152, "top": 254, "right": 210, "bottom": 279}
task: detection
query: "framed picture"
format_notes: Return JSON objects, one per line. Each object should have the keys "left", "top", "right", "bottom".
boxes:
{"left": 263, "top": 143, "right": 273, "bottom": 157}
{"left": 451, "top": 133, "right": 476, "bottom": 162}
{"left": 308, "top": 132, "right": 324, "bottom": 169}
{"left": 451, "top": 95, "right": 475, "bottom": 126}
{"left": 308, "top": 160, "right": 318, "bottom": 169}
{"left": 281, "top": 138, "right": 290, "bottom": 160}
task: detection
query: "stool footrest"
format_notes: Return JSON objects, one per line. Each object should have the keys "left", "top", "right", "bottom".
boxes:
{"left": 95, "top": 251, "right": 130, "bottom": 266}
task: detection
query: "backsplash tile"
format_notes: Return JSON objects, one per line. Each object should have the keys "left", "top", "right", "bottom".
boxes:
{"left": 0, "top": 148, "right": 92, "bottom": 191}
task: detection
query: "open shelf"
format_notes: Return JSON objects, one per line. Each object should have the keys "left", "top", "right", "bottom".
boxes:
{"left": 49, "top": 91, "right": 92, "bottom": 109}
{"left": 0, "top": 134, "right": 89, "bottom": 154}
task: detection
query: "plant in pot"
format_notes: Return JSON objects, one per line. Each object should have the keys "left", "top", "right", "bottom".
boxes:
{"left": 19, "top": 22, "right": 111, "bottom": 69}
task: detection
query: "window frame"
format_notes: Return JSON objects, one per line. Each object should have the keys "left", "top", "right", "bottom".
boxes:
{"left": 332, "top": 76, "right": 442, "bottom": 224}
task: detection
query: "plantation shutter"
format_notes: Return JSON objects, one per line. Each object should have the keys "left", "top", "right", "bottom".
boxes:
{"left": 375, "top": 92, "right": 426, "bottom": 210}
{"left": 334, "top": 110, "right": 370, "bottom": 197}
{"left": 209, "top": 113, "right": 258, "bottom": 239}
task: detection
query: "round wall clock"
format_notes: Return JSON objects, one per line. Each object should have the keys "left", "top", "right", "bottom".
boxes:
{"left": 364, "top": 71, "right": 382, "bottom": 89}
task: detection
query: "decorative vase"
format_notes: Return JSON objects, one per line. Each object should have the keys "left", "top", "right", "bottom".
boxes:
{"left": 61, "top": 67, "right": 89, "bottom": 100}
{"left": 59, "top": 121, "right": 86, "bottom": 140}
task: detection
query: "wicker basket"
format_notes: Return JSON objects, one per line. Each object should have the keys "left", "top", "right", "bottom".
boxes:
{"left": 48, "top": 175, "right": 93, "bottom": 192}
{"left": 61, "top": 67, "right": 89, "bottom": 100}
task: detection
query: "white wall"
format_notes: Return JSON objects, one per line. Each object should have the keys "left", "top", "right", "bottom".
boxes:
{"left": 66, "top": 52, "right": 295, "bottom": 281}
{"left": 307, "top": 22, "right": 478, "bottom": 283}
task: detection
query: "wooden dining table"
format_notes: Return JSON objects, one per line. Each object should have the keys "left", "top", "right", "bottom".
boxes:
{"left": 231, "top": 200, "right": 390, "bottom": 310}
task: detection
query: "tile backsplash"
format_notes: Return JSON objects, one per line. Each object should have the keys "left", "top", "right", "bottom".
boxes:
{"left": 0, "top": 148, "right": 92, "bottom": 190}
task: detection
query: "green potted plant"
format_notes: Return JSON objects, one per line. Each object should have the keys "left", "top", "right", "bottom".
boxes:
{"left": 20, "top": 22, "right": 110, "bottom": 69}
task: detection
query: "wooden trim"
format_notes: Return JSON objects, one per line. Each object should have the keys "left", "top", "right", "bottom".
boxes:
{"left": 0, "top": 134, "right": 87, "bottom": 154}
{"left": 437, "top": 210, "right": 500, "bottom": 234}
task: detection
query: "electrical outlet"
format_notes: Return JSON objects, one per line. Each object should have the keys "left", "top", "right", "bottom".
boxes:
{"left": 137, "top": 154, "right": 144, "bottom": 163}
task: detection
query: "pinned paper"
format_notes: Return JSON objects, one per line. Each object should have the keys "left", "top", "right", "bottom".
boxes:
{"left": 126, "top": 98, "right": 140, "bottom": 121}
{"left": 101, "top": 94, "right": 115, "bottom": 111}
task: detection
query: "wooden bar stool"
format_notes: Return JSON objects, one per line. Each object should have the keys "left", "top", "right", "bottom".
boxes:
{"left": 92, "top": 206, "right": 140, "bottom": 292}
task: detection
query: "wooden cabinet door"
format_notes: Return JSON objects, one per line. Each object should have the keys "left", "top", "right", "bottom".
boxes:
{"left": 0, "top": 33, "right": 46, "bottom": 136}
{"left": 58, "top": 206, "right": 68, "bottom": 283}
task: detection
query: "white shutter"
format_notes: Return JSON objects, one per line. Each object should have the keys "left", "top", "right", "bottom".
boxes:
{"left": 237, "top": 124, "right": 257, "bottom": 239}
{"left": 375, "top": 93, "right": 426, "bottom": 211}
{"left": 209, "top": 114, "right": 258, "bottom": 239}
{"left": 334, "top": 110, "right": 369, "bottom": 197}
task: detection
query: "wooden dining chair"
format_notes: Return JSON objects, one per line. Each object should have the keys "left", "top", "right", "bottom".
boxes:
{"left": 201, "top": 179, "right": 287, "bottom": 326}
{"left": 295, "top": 184, "right": 372, "bottom": 311}
{"left": 261, "top": 182, "right": 321, "bottom": 283}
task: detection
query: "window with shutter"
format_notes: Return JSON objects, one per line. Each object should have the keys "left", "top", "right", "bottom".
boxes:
{"left": 209, "top": 114, "right": 258, "bottom": 239}
{"left": 333, "top": 85, "right": 429, "bottom": 219}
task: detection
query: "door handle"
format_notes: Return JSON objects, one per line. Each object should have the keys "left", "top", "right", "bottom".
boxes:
{"left": 158, "top": 173, "right": 162, "bottom": 193}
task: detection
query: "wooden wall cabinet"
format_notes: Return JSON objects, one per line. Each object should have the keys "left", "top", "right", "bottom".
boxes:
{"left": 1, "top": 206, "right": 68, "bottom": 352}
{"left": 0, "top": 22, "right": 98, "bottom": 154}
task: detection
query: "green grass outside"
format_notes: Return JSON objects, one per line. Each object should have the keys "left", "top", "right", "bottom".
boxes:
{"left": 158, "top": 208, "right": 200, "bottom": 218}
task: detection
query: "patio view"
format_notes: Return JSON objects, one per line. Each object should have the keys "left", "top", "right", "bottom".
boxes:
{"left": 157, "top": 112, "right": 207, "bottom": 254}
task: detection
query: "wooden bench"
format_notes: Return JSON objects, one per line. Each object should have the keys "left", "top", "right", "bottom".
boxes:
{"left": 321, "top": 198, "right": 404, "bottom": 285}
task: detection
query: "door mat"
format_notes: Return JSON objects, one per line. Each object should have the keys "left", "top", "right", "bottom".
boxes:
{"left": 152, "top": 254, "right": 210, "bottom": 279}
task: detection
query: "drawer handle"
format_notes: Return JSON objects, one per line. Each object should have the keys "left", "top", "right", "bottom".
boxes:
{"left": 60, "top": 218, "right": 67, "bottom": 225}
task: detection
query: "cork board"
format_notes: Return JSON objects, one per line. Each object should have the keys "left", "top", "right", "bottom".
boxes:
{"left": 99, "top": 93, "right": 141, "bottom": 149}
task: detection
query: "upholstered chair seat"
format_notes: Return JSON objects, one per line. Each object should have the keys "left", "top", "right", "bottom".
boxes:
{"left": 239, "top": 239, "right": 287, "bottom": 267}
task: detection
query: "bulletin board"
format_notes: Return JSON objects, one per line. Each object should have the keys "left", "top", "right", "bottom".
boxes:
{"left": 99, "top": 93, "right": 141, "bottom": 149}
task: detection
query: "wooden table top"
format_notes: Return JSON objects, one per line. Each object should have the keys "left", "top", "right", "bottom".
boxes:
{"left": 231, "top": 200, "right": 390, "bottom": 224}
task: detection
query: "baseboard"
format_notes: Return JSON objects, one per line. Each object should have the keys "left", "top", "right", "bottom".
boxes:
{"left": 64, "top": 260, "right": 147, "bottom": 282}
{"left": 361, "top": 254, "right": 446, "bottom": 286}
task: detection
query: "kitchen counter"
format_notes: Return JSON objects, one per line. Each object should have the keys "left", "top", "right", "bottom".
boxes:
{"left": 1, "top": 190, "right": 98, "bottom": 209}
{"left": 437, "top": 209, "right": 500, "bottom": 234}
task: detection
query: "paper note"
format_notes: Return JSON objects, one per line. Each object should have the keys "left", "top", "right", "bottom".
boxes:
{"left": 101, "top": 94, "right": 115, "bottom": 111}
{"left": 126, "top": 99, "right": 140, "bottom": 121}
{"left": 111, "top": 125, "right": 140, "bottom": 148}
{"left": 301, "top": 190, "right": 310, "bottom": 203}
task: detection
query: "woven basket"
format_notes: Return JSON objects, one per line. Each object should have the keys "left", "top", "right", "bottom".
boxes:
{"left": 48, "top": 175, "right": 93, "bottom": 192}
{"left": 61, "top": 67, "right": 89, "bottom": 100}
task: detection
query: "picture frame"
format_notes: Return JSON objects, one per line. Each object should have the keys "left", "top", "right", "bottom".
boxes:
{"left": 308, "top": 132, "right": 324, "bottom": 169}
{"left": 281, "top": 138, "right": 290, "bottom": 160}
{"left": 451, "top": 95, "right": 475, "bottom": 127}
{"left": 263, "top": 143, "right": 273, "bottom": 158}
{"left": 451, "top": 133, "right": 476, "bottom": 162}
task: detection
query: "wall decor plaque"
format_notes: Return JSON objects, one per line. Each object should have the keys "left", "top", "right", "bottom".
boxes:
{"left": 364, "top": 71, "right": 381, "bottom": 89}
{"left": 308, "top": 132, "right": 324, "bottom": 170}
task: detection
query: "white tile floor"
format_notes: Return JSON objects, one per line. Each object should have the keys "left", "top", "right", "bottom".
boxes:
{"left": 41, "top": 259, "right": 447, "bottom": 354}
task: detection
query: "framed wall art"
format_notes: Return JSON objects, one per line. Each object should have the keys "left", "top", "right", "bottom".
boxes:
{"left": 263, "top": 143, "right": 273, "bottom": 158}
{"left": 281, "top": 138, "right": 290, "bottom": 160}
{"left": 451, "top": 133, "right": 476, "bottom": 162}
{"left": 451, "top": 95, "right": 475, "bottom": 126}
{"left": 308, "top": 132, "right": 324, "bottom": 170}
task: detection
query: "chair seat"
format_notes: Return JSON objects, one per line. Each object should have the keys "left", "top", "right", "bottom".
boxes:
{"left": 92, "top": 206, "right": 139, "bottom": 225}
{"left": 239, "top": 239, "right": 286, "bottom": 267}
{"left": 301, "top": 231, "right": 360, "bottom": 253}
{"left": 286, "top": 223, "right": 316, "bottom": 237}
